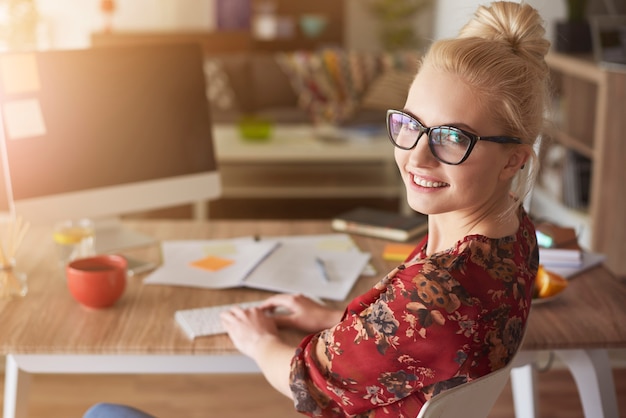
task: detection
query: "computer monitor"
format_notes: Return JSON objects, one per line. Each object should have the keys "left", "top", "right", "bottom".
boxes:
{"left": 0, "top": 43, "right": 221, "bottom": 252}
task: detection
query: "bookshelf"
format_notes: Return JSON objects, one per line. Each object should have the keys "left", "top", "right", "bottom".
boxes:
{"left": 531, "top": 52, "right": 626, "bottom": 276}
{"left": 91, "top": 0, "right": 345, "bottom": 53}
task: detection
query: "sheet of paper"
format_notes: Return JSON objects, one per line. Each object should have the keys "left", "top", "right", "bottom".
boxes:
{"left": 245, "top": 234, "right": 371, "bottom": 301}
{"left": 545, "top": 252, "right": 606, "bottom": 279}
{"left": 2, "top": 99, "right": 47, "bottom": 140}
{"left": 143, "top": 237, "right": 280, "bottom": 289}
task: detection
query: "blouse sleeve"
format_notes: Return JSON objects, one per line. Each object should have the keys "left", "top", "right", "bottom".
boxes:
{"left": 289, "top": 262, "right": 483, "bottom": 417}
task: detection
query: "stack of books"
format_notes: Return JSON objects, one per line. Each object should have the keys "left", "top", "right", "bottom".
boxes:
{"left": 535, "top": 223, "right": 605, "bottom": 278}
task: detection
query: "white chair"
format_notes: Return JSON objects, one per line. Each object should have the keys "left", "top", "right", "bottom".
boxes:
{"left": 416, "top": 359, "right": 515, "bottom": 418}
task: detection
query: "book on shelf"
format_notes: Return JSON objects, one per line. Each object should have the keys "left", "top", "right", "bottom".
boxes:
{"left": 561, "top": 149, "right": 591, "bottom": 210}
{"left": 331, "top": 207, "right": 428, "bottom": 242}
{"left": 537, "top": 144, "right": 591, "bottom": 211}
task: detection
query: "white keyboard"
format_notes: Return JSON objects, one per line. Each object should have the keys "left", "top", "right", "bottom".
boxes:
{"left": 175, "top": 300, "right": 265, "bottom": 339}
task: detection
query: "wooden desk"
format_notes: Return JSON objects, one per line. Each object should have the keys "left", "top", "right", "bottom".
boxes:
{"left": 1, "top": 220, "right": 624, "bottom": 418}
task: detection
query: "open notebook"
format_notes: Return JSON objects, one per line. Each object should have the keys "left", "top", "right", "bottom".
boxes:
{"left": 143, "top": 233, "right": 371, "bottom": 301}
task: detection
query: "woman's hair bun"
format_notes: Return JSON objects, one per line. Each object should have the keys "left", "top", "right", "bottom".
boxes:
{"left": 458, "top": 1, "right": 550, "bottom": 61}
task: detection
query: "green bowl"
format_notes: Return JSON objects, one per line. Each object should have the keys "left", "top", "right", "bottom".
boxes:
{"left": 237, "top": 118, "right": 273, "bottom": 141}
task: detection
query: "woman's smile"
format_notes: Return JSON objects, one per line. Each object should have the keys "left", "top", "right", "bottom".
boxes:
{"left": 411, "top": 173, "right": 449, "bottom": 189}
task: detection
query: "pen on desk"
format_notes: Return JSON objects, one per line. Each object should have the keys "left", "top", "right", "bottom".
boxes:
{"left": 315, "top": 257, "right": 331, "bottom": 282}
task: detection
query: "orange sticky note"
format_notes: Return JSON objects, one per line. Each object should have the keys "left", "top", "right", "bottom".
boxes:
{"left": 190, "top": 256, "right": 234, "bottom": 272}
{"left": 382, "top": 243, "right": 415, "bottom": 261}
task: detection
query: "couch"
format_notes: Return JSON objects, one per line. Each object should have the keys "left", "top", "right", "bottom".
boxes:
{"left": 203, "top": 49, "right": 420, "bottom": 127}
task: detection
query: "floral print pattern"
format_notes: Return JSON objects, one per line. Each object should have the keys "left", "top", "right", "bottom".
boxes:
{"left": 289, "top": 208, "right": 538, "bottom": 417}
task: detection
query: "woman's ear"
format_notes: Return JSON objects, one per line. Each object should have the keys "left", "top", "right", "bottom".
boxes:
{"left": 500, "top": 146, "right": 531, "bottom": 181}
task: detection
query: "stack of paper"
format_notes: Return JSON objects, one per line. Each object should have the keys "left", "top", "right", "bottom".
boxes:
{"left": 539, "top": 247, "right": 606, "bottom": 279}
{"left": 539, "top": 248, "right": 582, "bottom": 267}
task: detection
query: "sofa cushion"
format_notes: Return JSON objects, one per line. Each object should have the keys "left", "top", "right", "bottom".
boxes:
{"left": 216, "top": 52, "right": 255, "bottom": 113}
{"left": 203, "top": 57, "right": 238, "bottom": 111}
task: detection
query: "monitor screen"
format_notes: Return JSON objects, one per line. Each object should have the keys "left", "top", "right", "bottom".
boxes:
{"left": 0, "top": 43, "right": 221, "bottom": 251}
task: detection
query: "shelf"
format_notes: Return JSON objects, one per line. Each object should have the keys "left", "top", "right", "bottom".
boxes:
{"left": 539, "top": 52, "right": 626, "bottom": 275}
{"left": 219, "top": 162, "right": 402, "bottom": 199}
{"left": 91, "top": 31, "right": 253, "bottom": 54}
{"left": 92, "top": 1, "right": 346, "bottom": 54}
{"left": 546, "top": 53, "right": 604, "bottom": 84}
{"left": 553, "top": 131, "right": 594, "bottom": 159}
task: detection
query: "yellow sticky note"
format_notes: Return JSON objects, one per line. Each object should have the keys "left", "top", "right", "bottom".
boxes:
{"left": 382, "top": 243, "right": 415, "bottom": 261}
{"left": 202, "top": 243, "right": 238, "bottom": 256}
{"left": 316, "top": 239, "right": 355, "bottom": 252}
{"left": 190, "top": 256, "right": 234, "bottom": 272}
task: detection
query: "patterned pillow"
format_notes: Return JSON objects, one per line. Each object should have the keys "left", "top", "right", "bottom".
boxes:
{"left": 203, "top": 58, "right": 238, "bottom": 111}
{"left": 276, "top": 49, "right": 419, "bottom": 124}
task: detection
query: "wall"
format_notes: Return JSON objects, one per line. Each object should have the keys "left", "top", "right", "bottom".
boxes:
{"left": 35, "top": 1, "right": 582, "bottom": 52}
{"left": 433, "top": 0, "right": 626, "bottom": 45}
{"left": 433, "top": 0, "right": 565, "bottom": 43}
{"left": 37, "top": 0, "right": 215, "bottom": 49}
{"left": 35, "top": 0, "right": 416, "bottom": 51}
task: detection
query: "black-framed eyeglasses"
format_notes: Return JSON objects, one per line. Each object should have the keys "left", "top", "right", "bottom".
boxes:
{"left": 386, "top": 109, "right": 522, "bottom": 165}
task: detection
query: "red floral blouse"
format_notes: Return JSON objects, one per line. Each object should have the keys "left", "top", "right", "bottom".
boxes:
{"left": 289, "top": 208, "right": 538, "bottom": 417}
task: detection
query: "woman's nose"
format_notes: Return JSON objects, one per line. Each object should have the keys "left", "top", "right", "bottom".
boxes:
{"left": 409, "top": 133, "right": 436, "bottom": 166}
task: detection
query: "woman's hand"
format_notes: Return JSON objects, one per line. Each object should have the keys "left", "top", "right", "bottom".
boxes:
{"left": 220, "top": 306, "right": 280, "bottom": 359}
{"left": 220, "top": 304, "right": 299, "bottom": 398}
{"left": 260, "top": 293, "right": 344, "bottom": 333}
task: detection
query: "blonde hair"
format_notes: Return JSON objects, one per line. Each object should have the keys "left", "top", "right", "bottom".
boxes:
{"left": 421, "top": 1, "right": 551, "bottom": 214}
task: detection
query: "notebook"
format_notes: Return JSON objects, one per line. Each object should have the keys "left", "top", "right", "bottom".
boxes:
{"left": 144, "top": 234, "right": 371, "bottom": 301}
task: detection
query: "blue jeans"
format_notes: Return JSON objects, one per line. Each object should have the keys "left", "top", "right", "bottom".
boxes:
{"left": 83, "top": 403, "right": 157, "bottom": 418}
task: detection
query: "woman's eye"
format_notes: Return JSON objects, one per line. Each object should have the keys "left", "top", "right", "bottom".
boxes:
{"left": 441, "top": 129, "right": 468, "bottom": 145}
{"left": 448, "top": 132, "right": 463, "bottom": 143}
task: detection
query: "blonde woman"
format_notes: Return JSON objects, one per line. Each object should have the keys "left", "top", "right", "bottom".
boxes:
{"left": 84, "top": 2, "right": 550, "bottom": 417}
{"left": 222, "top": 2, "right": 548, "bottom": 417}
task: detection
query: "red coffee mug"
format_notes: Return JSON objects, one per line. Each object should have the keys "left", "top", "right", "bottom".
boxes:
{"left": 66, "top": 254, "right": 127, "bottom": 309}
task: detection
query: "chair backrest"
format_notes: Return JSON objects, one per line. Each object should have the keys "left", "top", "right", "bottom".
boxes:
{"left": 416, "top": 360, "right": 514, "bottom": 418}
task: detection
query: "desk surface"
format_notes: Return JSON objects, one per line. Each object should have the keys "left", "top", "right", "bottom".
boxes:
{"left": 213, "top": 124, "right": 393, "bottom": 163}
{"left": 1, "top": 220, "right": 626, "bottom": 356}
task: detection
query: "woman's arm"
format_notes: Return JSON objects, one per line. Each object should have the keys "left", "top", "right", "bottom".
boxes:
{"left": 220, "top": 294, "right": 345, "bottom": 397}
{"left": 220, "top": 306, "right": 297, "bottom": 397}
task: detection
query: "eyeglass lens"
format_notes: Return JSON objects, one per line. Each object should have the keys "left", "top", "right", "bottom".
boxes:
{"left": 387, "top": 112, "right": 473, "bottom": 164}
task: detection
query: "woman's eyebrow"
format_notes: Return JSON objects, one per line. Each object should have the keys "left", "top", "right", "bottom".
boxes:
{"left": 401, "top": 108, "right": 479, "bottom": 133}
